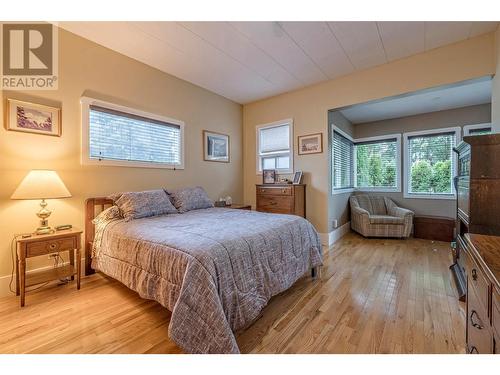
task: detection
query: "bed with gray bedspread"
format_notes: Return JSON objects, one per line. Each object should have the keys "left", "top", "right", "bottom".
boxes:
{"left": 92, "top": 207, "right": 322, "bottom": 354}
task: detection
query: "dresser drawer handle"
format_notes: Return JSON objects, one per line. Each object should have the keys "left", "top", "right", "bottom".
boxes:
{"left": 471, "top": 268, "right": 477, "bottom": 281}
{"left": 49, "top": 243, "right": 57, "bottom": 250}
{"left": 468, "top": 346, "right": 479, "bottom": 354}
{"left": 470, "top": 310, "right": 483, "bottom": 330}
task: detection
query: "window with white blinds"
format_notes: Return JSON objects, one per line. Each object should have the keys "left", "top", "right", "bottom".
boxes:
{"left": 256, "top": 120, "right": 293, "bottom": 173}
{"left": 82, "top": 98, "right": 184, "bottom": 169}
{"left": 332, "top": 129, "right": 354, "bottom": 191}
{"left": 404, "top": 128, "right": 459, "bottom": 198}
{"left": 355, "top": 137, "right": 398, "bottom": 190}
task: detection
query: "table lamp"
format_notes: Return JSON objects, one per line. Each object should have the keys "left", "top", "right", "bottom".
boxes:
{"left": 11, "top": 170, "right": 72, "bottom": 235}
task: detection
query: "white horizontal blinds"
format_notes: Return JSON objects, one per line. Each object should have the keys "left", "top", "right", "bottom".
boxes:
{"left": 356, "top": 138, "right": 397, "bottom": 188}
{"left": 332, "top": 130, "right": 354, "bottom": 190}
{"left": 259, "top": 124, "right": 289, "bottom": 153}
{"left": 89, "top": 105, "right": 181, "bottom": 165}
{"left": 258, "top": 123, "right": 291, "bottom": 171}
{"left": 408, "top": 132, "right": 455, "bottom": 195}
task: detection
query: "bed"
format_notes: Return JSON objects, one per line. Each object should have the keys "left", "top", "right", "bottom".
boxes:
{"left": 85, "top": 197, "right": 323, "bottom": 354}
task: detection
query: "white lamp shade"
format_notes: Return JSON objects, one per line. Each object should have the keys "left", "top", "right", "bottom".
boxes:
{"left": 11, "top": 170, "right": 72, "bottom": 200}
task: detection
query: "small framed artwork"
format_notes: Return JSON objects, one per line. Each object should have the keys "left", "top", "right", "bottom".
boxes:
{"left": 292, "top": 171, "right": 303, "bottom": 184}
{"left": 263, "top": 169, "right": 277, "bottom": 184}
{"left": 6, "top": 99, "right": 61, "bottom": 137}
{"left": 203, "top": 130, "right": 230, "bottom": 162}
{"left": 298, "top": 133, "right": 323, "bottom": 155}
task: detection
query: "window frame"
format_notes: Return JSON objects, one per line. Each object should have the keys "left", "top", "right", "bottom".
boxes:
{"left": 331, "top": 126, "right": 355, "bottom": 195}
{"left": 81, "top": 97, "right": 185, "bottom": 169}
{"left": 255, "top": 119, "right": 294, "bottom": 175}
{"left": 354, "top": 133, "right": 402, "bottom": 193}
{"left": 403, "top": 126, "right": 460, "bottom": 200}
{"left": 463, "top": 123, "right": 492, "bottom": 136}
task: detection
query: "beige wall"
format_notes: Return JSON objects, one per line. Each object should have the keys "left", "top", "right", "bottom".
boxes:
{"left": 0, "top": 28, "right": 242, "bottom": 284}
{"left": 243, "top": 33, "right": 496, "bottom": 235}
{"left": 352, "top": 103, "right": 491, "bottom": 218}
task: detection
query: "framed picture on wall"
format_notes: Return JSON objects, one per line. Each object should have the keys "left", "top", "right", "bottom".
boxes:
{"left": 298, "top": 133, "right": 323, "bottom": 155}
{"left": 203, "top": 130, "right": 230, "bottom": 162}
{"left": 6, "top": 99, "right": 61, "bottom": 137}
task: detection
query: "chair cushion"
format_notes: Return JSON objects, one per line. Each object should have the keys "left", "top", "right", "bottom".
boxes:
{"left": 369, "top": 215, "right": 404, "bottom": 225}
{"left": 355, "top": 195, "right": 387, "bottom": 215}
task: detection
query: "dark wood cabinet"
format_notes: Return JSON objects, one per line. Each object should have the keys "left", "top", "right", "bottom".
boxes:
{"left": 256, "top": 184, "right": 305, "bottom": 217}
{"left": 452, "top": 134, "right": 500, "bottom": 302}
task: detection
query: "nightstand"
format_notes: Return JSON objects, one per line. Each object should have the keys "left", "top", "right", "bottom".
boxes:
{"left": 16, "top": 228, "right": 83, "bottom": 307}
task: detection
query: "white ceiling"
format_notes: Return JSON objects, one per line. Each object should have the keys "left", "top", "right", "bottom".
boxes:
{"left": 58, "top": 21, "right": 498, "bottom": 104}
{"left": 339, "top": 77, "right": 492, "bottom": 123}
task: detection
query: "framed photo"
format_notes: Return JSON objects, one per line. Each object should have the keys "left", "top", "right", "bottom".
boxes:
{"left": 298, "top": 133, "right": 323, "bottom": 155}
{"left": 6, "top": 99, "right": 61, "bottom": 137}
{"left": 263, "top": 169, "right": 277, "bottom": 184}
{"left": 203, "top": 130, "right": 230, "bottom": 162}
{"left": 293, "top": 171, "right": 303, "bottom": 184}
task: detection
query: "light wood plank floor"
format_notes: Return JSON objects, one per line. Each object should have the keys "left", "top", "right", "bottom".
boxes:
{"left": 0, "top": 233, "right": 465, "bottom": 354}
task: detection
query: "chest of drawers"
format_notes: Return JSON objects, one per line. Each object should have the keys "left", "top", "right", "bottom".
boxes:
{"left": 256, "top": 184, "right": 305, "bottom": 217}
{"left": 463, "top": 233, "right": 500, "bottom": 354}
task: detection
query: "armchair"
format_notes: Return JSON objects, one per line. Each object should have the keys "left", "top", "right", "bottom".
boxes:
{"left": 350, "top": 195, "right": 413, "bottom": 238}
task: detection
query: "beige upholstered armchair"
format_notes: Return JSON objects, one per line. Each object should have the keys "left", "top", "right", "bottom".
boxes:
{"left": 350, "top": 195, "right": 414, "bottom": 238}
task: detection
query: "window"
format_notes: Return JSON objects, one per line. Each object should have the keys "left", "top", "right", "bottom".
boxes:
{"left": 355, "top": 135, "right": 401, "bottom": 191}
{"left": 404, "top": 127, "right": 460, "bottom": 199}
{"left": 332, "top": 128, "right": 354, "bottom": 192}
{"left": 464, "top": 123, "right": 492, "bottom": 136}
{"left": 81, "top": 97, "right": 184, "bottom": 169}
{"left": 256, "top": 119, "right": 293, "bottom": 173}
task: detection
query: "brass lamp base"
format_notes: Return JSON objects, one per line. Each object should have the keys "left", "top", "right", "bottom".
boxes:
{"left": 35, "top": 199, "right": 53, "bottom": 235}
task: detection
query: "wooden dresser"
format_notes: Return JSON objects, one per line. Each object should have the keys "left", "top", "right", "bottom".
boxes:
{"left": 463, "top": 233, "right": 500, "bottom": 354}
{"left": 256, "top": 184, "right": 305, "bottom": 217}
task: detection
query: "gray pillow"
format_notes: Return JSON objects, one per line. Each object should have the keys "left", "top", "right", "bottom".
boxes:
{"left": 114, "top": 189, "right": 178, "bottom": 221}
{"left": 169, "top": 186, "right": 214, "bottom": 213}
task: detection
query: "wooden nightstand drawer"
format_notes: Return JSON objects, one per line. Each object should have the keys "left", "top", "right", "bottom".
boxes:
{"left": 26, "top": 237, "right": 76, "bottom": 257}
{"left": 257, "top": 186, "right": 292, "bottom": 196}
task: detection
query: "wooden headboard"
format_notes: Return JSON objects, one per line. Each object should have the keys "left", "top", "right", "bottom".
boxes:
{"left": 85, "top": 197, "right": 114, "bottom": 276}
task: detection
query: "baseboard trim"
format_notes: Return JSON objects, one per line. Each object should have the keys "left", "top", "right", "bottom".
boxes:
{"left": 0, "top": 258, "right": 86, "bottom": 298}
{"left": 320, "top": 221, "right": 351, "bottom": 247}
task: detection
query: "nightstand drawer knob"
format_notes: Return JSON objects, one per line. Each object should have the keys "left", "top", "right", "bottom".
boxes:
{"left": 49, "top": 243, "right": 57, "bottom": 250}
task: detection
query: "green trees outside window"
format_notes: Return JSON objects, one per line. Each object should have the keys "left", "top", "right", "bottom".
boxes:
{"left": 408, "top": 133, "right": 454, "bottom": 194}
{"left": 356, "top": 140, "right": 397, "bottom": 189}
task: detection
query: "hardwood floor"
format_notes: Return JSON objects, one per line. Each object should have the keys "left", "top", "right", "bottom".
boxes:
{"left": 0, "top": 232, "right": 465, "bottom": 354}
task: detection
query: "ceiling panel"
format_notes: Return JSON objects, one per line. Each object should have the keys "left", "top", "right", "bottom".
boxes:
{"left": 425, "top": 22, "right": 472, "bottom": 50}
{"left": 57, "top": 21, "right": 498, "bottom": 104}
{"left": 229, "top": 21, "right": 327, "bottom": 84}
{"left": 377, "top": 22, "right": 425, "bottom": 61}
{"left": 327, "top": 21, "right": 387, "bottom": 70}
{"left": 179, "top": 22, "right": 300, "bottom": 90}
{"left": 279, "top": 21, "right": 354, "bottom": 79}
{"left": 469, "top": 21, "right": 499, "bottom": 37}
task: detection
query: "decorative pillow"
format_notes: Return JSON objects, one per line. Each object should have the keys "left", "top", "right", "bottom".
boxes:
{"left": 92, "top": 205, "right": 122, "bottom": 225}
{"left": 115, "top": 189, "right": 178, "bottom": 221}
{"left": 168, "top": 186, "right": 214, "bottom": 213}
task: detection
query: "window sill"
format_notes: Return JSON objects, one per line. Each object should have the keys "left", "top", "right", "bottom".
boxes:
{"left": 403, "top": 193, "right": 456, "bottom": 200}
{"left": 356, "top": 188, "right": 401, "bottom": 193}
{"left": 332, "top": 188, "right": 355, "bottom": 195}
